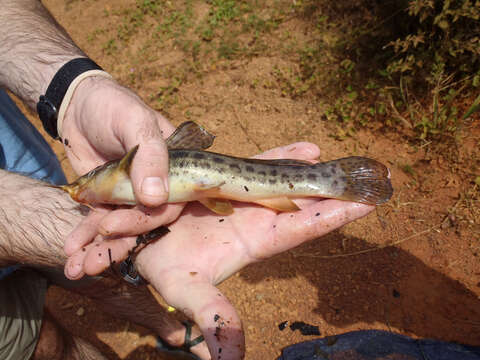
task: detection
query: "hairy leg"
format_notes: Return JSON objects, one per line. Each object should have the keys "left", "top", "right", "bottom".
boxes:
{"left": 72, "top": 277, "right": 210, "bottom": 359}
{"left": 32, "top": 309, "right": 106, "bottom": 360}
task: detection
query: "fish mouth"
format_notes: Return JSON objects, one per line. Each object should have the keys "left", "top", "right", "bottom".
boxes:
{"left": 60, "top": 183, "right": 80, "bottom": 201}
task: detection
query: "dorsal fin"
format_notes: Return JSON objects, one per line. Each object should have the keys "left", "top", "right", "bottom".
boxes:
{"left": 242, "top": 158, "right": 312, "bottom": 166}
{"left": 166, "top": 121, "right": 216, "bottom": 150}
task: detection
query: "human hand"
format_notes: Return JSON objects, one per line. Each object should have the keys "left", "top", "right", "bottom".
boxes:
{"left": 62, "top": 76, "right": 186, "bottom": 261}
{"left": 64, "top": 142, "right": 374, "bottom": 358}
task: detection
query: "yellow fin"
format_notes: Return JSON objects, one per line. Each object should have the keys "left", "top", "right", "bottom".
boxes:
{"left": 253, "top": 197, "right": 300, "bottom": 212}
{"left": 118, "top": 145, "right": 140, "bottom": 175}
{"left": 198, "top": 198, "right": 234, "bottom": 215}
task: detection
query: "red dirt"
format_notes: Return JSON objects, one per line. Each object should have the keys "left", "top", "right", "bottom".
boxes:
{"left": 20, "top": 1, "right": 480, "bottom": 359}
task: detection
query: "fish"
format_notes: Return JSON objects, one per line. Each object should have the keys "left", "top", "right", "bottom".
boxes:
{"left": 60, "top": 121, "right": 393, "bottom": 215}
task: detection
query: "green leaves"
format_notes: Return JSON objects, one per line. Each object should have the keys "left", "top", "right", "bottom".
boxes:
{"left": 390, "top": 0, "right": 480, "bottom": 79}
{"left": 462, "top": 93, "right": 480, "bottom": 121}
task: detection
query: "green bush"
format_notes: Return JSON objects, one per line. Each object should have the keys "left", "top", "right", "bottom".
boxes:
{"left": 386, "top": 0, "right": 480, "bottom": 85}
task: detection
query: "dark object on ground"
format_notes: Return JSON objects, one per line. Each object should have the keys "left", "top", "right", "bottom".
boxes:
{"left": 278, "top": 330, "right": 480, "bottom": 360}
{"left": 289, "top": 321, "right": 320, "bottom": 336}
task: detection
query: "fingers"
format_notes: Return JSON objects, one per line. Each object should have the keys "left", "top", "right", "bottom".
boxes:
{"left": 64, "top": 207, "right": 110, "bottom": 256}
{"left": 121, "top": 113, "right": 175, "bottom": 208}
{"left": 65, "top": 234, "right": 138, "bottom": 279}
{"left": 141, "top": 267, "right": 245, "bottom": 359}
{"left": 64, "top": 203, "right": 184, "bottom": 278}
{"left": 253, "top": 142, "right": 320, "bottom": 161}
{"left": 257, "top": 200, "right": 374, "bottom": 258}
{"left": 98, "top": 203, "right": 184, "bottom": 236}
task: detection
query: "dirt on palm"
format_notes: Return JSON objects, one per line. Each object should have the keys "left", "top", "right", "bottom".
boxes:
{"left": 21, "top": 1, "right": 480, "bottom": 359}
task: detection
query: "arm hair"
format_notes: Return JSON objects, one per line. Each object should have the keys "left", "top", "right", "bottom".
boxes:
{"left": 0, "top": 169, "right": 85, "bottom": 267}
{"left": 0, "top": 0, "right": 85, "bottom": 109}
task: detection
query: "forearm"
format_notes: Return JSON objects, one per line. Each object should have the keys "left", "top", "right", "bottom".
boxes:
{"left": 0, "top": 0, "right": 85, "bottom": 109}
{"left": 0, "top": 169, "right": 82, "bottom": 267}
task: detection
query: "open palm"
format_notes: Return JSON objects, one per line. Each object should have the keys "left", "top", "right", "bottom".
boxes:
{"left": 136, "top": 197, "right": 373, "bottom": 358}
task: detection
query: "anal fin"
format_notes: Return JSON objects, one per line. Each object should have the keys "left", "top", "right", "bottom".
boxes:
{"left": 253, "top": 197, "right": 300, "bottom": 212}
{"left": 198, "top": 198, "right": 234, "bottom": 215}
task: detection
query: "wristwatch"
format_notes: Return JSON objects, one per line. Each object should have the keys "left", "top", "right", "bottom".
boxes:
{"left": 36, "top": 58, "right": 103, "bottom": 139}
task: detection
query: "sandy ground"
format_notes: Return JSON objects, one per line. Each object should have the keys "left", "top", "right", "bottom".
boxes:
{"left": 17, "top": 0, "right": 480, "bottom": 359}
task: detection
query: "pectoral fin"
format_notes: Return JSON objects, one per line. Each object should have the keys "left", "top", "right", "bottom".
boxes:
{"left": 166, "top": 121, "right": 216, "bottom": 150}
{"left": 193, "top": 181, "right": 226, "bottom": 195}
{"left": 198, "top": 198, "right": 234, "bottom": 215}
{"left": 118, "top": 145, "right": 140, "bottom": 175}
{"left": 253, "top": 197, "right": 300, "bottom": 212}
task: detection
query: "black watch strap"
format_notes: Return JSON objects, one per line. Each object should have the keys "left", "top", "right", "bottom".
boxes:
{"left": 36, "top": 58, "right": 103, "bottom": 139}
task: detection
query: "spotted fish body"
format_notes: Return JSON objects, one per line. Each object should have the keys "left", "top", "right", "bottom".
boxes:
{"left": 167, "top": 150, "right": 390, "bottom": 205}
{"left": 61, "top": 121, "right": 393, "bottom": 214}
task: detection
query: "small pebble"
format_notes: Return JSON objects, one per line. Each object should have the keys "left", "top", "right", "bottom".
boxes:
{"left": 76, "top": 307, "right": 85, "bottom": 316}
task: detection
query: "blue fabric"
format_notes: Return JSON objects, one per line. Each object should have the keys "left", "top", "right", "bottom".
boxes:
{"left": 0, "top": 89, "right": 67, "bottom": 280}
{"left": 0, "top": 90, "right": 66, "bottom": 184}
{"left": 278, "top": 330, "right": 480, "bottom": 360}
{"left": 0, "top": 265, "right": 20, "bottom": 279}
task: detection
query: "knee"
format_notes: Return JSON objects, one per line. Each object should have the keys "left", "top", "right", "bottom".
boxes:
{"left": 31, "top": 311, "right": 64, "bottom": 360}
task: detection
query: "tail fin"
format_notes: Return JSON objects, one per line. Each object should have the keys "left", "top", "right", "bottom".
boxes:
{"left": 334, "top": 156, "right": 393, "bottom": 205}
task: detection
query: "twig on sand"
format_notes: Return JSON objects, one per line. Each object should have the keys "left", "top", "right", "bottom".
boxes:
{"left": 295, "top": 226, "right": 436, "bottom": 259}
{"left": 294, "top": 198, "right": 462, "bottom": 259}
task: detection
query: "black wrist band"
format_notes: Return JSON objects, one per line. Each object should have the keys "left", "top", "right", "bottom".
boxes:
{"left": 36, "top": 58, "right": 103, "bottom": 139}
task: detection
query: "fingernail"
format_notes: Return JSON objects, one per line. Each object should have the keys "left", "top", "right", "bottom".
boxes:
{"left": 141, "top": 177, "right": 167, "bottom": 198}
{"left": 65, "top": 261, "right": 82, "bottom": 279}
{"left": 163, "top": 177, "right": 169, "bottom": 193}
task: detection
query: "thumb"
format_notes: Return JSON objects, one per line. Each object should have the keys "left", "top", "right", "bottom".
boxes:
{"left": 145, "top": 269, "right": 245, "bottom": 359}
{"left": 130, "top": 140, "right": 170, "bottom": 207}
{"left": 123, "top": 118, "right": 171, "bottom": 207}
